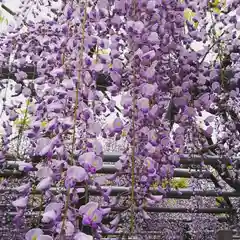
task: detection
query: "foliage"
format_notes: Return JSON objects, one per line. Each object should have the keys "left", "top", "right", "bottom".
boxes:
{"left": 0, "top": 11, "right": 8, "bottom": 25}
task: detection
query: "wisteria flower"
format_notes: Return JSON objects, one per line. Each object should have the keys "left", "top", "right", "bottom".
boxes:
{"left": 112, "top": 117, "right": 123, "bottom": 133}
{"left": 15, "top": 182, "right": 31, "bottom": 193}
{"left": 78, "top": 152, "right": 103, "bottom": 173}
{"left": 144, "top": 157, "right": 157, "bottom": 177}
{"left": 41, "top": 209, "right": 57, "bottom": 223}
{"left": 56, "top": 221, "right": 75, "bottom": 236}
{"left": 45, "top": 202, "right": 63, "bottom": 217}
{"left": 12, "top": 196, "right": 28, "bottom": 208}
{"left": 148, "top": 130, "right": 158, "bottom": 146}
{"left": 87, "top": 139, "right": 103, "bottom": 155}
{"left": 25, "top": 228, "right": 43, "bottom": 240}
{"left": 66, "top": 166, "right": 88, "bottom": 187}
{"left": 37, "top": 236, "right": 53, "bottom": 240}
{"left": 17, "top": 162, "right": 34, "bottom": 172}
{"left": 36, "top": 167, "right": 53, "bottom": 179}
{"left": 137, "top": 98, "right": 150, "bottom": 113}
{"left": 141, "top": 83, "right": 157, "bottom": 97}
{"left": 36, "top": 177, "right": 52, "bottom": 191}
{"left": 0, "top": 151, "right": 5, "bottom": 164}
{"left": 74, "top": 232, "right": 93, "bottom": 240}
{"left": 79, "top": 202, "right": 103, "bottom": 228}
{"left": 120, "top": 93, "right": 132, "bottom": 108}
{"left": 2, "top": 1, "right": 240, "bottom": 239}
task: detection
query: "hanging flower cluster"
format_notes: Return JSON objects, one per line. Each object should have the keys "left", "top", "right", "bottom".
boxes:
{"left": 0, "top": 0, "right": 240, "bottom": 239}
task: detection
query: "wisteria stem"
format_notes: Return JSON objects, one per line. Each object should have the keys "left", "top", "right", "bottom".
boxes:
{"left": 60, "top": 0, "right": 88, "bottom": 236}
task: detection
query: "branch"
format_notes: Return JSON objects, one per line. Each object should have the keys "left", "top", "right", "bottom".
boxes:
{"left": 201, "top": 130, "right": 240, "bottom": 191}
{"left": 1, "top": 4, "right": 16, "bottom": 16}
{"left": 209, "top": 174, "right": 233, "bottom": 208}
{"left": 165, "top": 97, "right": 179, "bottom": 129}
{"left": 199, "top": 31, "right": 225, "bottom": 65}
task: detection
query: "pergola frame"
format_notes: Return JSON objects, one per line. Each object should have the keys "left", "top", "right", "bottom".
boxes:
{"left": 1, "top": 153, "right": 239, "bottom": 211}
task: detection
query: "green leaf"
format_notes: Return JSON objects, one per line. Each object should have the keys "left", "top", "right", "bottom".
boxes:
{"left": 0, "top": 13, "right": 8, "bottom": 25}
{"left": 216, "top": 196, "right": 224, "bottom": 202}
{"left": 26, "top": 99, "right": 31, "bottom": 105}
{"left": 14, "top": 117, "right": 30, "bottom": 128}
{"left": 184, "top": 8, "right": 196, "bottom": 22}
{"left": 184, "top": 8, "right": 198, "bottom": 29}
{"left": 193, "top": 21, "right": 199, "bottom": 29}
{"left": 96, "top": 49, "right": 110, "bottom": 55}
{"left": 0, "top": 16, "right": 4, "bottom": 23}
{"left": 161, "top": 178, "right": 188, "bottom": 189}
{"left": 171, "top": 178, "right": 188, "bottom": 188}
{"left": 213, "top": 7, "right": 221, "bottom": 14}
{"left": 216, "top": 196, "right": 224, "bottom": 206}
{"left": 210, "top": 0, "right": 220, "bottom": 7}
{"left": 41, "top": 121, "right": 48, "bottom": 127}
{"left": 208, "top": 0, "right": 226, "bottom": 14}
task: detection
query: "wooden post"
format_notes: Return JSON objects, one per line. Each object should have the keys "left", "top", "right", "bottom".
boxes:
{"left": 217, "top": 230, "right": 233, "bottom": 240}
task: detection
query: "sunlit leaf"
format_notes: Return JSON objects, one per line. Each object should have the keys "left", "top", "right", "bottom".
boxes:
{"left": 210, "top": 0, "right": 220, "bottom": 7}
{"left": 41, "top": 121, "right": 48, "bottom": 127}
{"left": 151, "top": 181, "right": 158, "bottom": 190}
{"left": 213, "top": 7, "right": 221, "bottom": 14}
{"left": 183, "top": 8, "right": 198, "bottom": 29}
{"left": 184, "top": 8, "right": 196, "bottom": 22}
{"left": 26, "top": 99, "right": 31, "bottom": 105}
{"left": 208, "top": 0, "right": 226, "bottom": 14}
{"left": 216, "top": 196, "right": 224, "bottom": 207}
{"left": 161, "top": 178, "right": 188, "bottom": 189}
{"left": 97, "top": 49, "right": 110, "bottom": 55}
{"left": 0, "top": 11, "right": 8, "bottom": 25}
{"left": 193, "top": 21, "right": 199, "bottom": 29}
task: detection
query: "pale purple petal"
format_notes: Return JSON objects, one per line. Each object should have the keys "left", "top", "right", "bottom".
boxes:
{"left": 150, "top": 194, "right": 163, "bottom": 202}
{"left": 142, "top": 50, "right": 155, "bottom": 60}
{"left": 79, "top": 202, "right": 98, "bottom": 215}
{"left": 142, "top": 210, "right": 151, "bottom": 220}
{"left": 137, "top": 98, "right": 150, "bottom": 113}
{"left": 37, "top": 235, "right": 53, "bottom": 240}
{"left": 36, "top": 177, "right": 52, "bottom": 191}
{"left": 74, "top": 232, "right": 93, "bottom": 240}
{"left": 112, "top": 117, "right": 123, "bottom": 133}
{"left": 144, "top": 157, "right": 155, "bottom": 170}
{"left": 50, "top": 67, "right": 64, "bottom": 77}
{"left": 141, "top": 83, "right": 157, "bottom": 97}
{"left": 120, "top": 94, "right": 132, "bottom": 108}
{"left": 100, "top": 208, "right": 111, "bottom": 215}
{"left": 15, "top": 183, "right": 31, "bottom": 193}
{"left": 110, "top": 214, "right": 120, "bottom": 226}
{"left": 67, "top": 166, "right": 88, "bottom": 182}
{"left": 78, "top": 152, "right": 103, "bottom": 171}
{"left": 45, "top": 202, "right": 63, "bottom": 216}
{"left": 148, "top": 32, "right": 159, "bottom": 43}
{"left": 18, "top": 162, "right": 33, "bottom": 171}
{"left": 12, "top": 196, "right": 28, "bottom": 208}
{"left": 36, "top": 167, "right": 53, "bottom": 179}
{"left": 42, "top": 210, "right": 57, "bottom": 223}
{"left": 56, "top": 221, "right": 75, "bottom": 236}
{"left": 25, "top": 228, "right": 43, "bottom": 240}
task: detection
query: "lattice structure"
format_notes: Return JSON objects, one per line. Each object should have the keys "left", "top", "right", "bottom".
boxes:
{"left": 0, "top": 153, "right": 239, "bottom": 239}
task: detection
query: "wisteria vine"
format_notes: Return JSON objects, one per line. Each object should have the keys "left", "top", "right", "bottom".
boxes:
{"left": 0, "top": 0, "right": 240, "bottom": 239}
